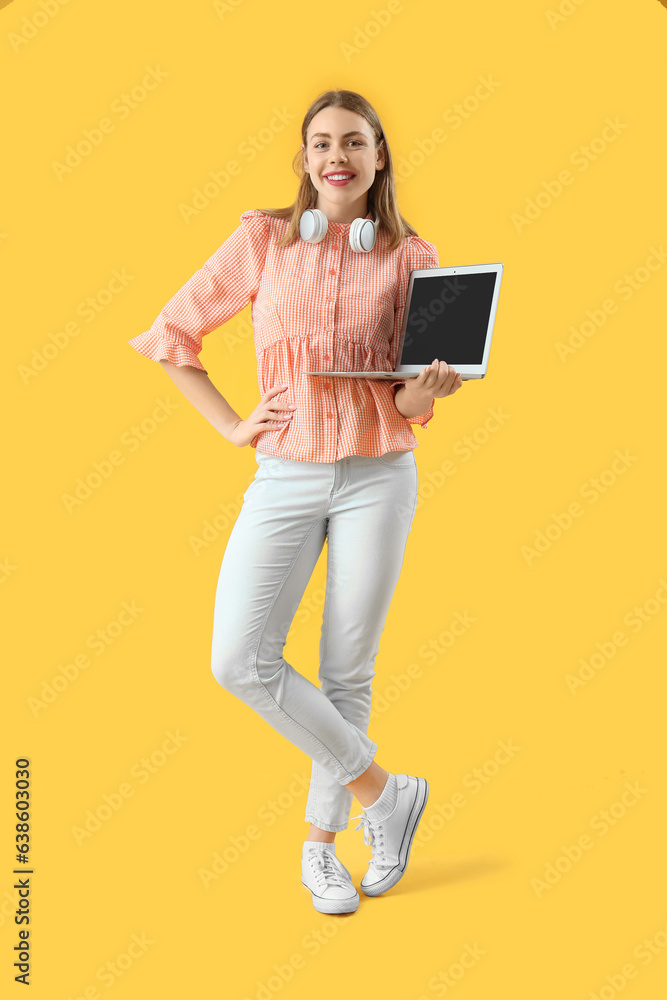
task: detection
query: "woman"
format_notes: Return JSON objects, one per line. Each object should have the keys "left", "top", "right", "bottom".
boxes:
{"left": 128, "top": 88, "right": 462, "bottom": 914}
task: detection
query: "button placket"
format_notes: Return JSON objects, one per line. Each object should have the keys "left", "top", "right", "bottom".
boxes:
{"left": 324, "top": 238, "right": 340, "bottom": 345}
{"left": 324, "top": 237, "right": 342, "bottom": 461}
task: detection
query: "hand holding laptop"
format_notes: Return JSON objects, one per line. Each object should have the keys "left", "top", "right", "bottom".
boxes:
{"left": 408, "top": 358, "right": 463, "bottom": 397}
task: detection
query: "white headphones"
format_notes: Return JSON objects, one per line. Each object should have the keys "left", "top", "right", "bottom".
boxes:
{"left": 299, "top": 208, "right": 379, "bottom": 253}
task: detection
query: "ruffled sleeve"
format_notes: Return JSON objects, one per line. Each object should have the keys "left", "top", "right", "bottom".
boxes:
{"left": 127, "top": 210, "right": 270, "bottom": 374}
{"left": 389, "top": 234, "right": 440, "bottom": 429}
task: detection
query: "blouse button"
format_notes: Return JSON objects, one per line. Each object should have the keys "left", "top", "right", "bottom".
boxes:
{"left": 329, "top": 269, "right": 336, "bottom": 275}
{"left": 323, "top": 354, "right": 331, "bottom": 360}
{"left": 327, "top": 412, "right": 333, "bottom": 419}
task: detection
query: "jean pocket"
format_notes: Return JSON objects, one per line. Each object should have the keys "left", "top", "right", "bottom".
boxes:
{"left": 256, "top": 451, "right": 288, "bottom": 470}
{"left": 371, "top": 449, "right": 416, "bottom": 469}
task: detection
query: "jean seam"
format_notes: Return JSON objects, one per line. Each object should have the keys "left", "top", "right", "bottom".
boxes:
{"left": 247, "top": 516, "right": 365, "bottom": 783}
{"left": 409, "top": 465, "right": 419, "bottom": 529}
{"left": 309, "top": 526, "right": 332, "bottom": 825}
{"left": 319, "top": 527, "right": 331, "bottom": 680}
{"left": 303, "top": 816, "right": 349, "bottom": 833}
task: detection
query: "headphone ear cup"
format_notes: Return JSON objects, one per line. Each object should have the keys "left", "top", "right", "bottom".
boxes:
{"left": 349, "top": 217, "right": 377, "bottom": 253}
{"left": 299, "top": 209, "right": 328, "bottom": 244}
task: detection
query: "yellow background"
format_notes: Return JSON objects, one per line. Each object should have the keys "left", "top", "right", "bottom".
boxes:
{"left": 2, "top": 0, "right": 666, "bottom": 996}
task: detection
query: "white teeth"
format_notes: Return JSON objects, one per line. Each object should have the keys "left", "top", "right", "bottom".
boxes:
{"left": 326, "top": 174, "right": 353, "bottom": 180}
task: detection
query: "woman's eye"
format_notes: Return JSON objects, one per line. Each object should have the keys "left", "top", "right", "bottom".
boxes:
{"left": 314, "top": 141, "right": 362, "bottom": 149}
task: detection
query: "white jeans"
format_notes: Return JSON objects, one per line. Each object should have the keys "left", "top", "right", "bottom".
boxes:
{"left": 210, "top": 448, "right": 419, "bottom": 832}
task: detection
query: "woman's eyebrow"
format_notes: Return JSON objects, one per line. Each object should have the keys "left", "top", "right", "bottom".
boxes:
{"left": 310, "top": 130, "right": 367, "bottom": 140}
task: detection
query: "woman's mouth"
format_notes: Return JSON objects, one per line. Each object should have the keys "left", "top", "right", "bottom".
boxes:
{"left": 324, "top": 173, "right": 355, "bottom": 186}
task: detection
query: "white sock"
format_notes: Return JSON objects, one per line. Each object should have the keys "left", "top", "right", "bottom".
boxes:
{"left": 364, "top": 772, "right": 398, "bottom": 822}
{"left": 303, "top": 839, "right": 336, "bottom": 856}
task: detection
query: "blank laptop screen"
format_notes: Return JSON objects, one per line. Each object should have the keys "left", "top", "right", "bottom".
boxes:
{"left": 401, "top": 271, "right": 498, "bottom": 366}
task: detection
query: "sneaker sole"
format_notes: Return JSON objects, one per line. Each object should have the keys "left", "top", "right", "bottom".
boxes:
{"left": 360, "top": 776, "right": 429, "bottom": 897}
{"left": 301, "top": 881, "right": 360, "bottom": 913}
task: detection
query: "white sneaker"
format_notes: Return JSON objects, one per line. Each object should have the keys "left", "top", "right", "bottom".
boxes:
{"left": 301, "top": 844, "right": 360, "bottom": 914}
{"left": 352, "top": 774, "right": 429, "bottom": 896}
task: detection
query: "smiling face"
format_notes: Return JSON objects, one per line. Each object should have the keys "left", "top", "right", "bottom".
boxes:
{"left": 301, "top": 106, "right": 385, "bottom": 224}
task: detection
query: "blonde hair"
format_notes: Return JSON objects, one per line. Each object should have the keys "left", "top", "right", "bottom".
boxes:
{"left": 258, "top": 89, "right": 418, "bottom": 253}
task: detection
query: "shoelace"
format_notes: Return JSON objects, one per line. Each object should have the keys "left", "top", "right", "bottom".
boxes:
{"left": 351, "top": 812, "right": 389, "bottom": 869}
{"left": 306, "top": 848, "right": 352, "bottom": 891}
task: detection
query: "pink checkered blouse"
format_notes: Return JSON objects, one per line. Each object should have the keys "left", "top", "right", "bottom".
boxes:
{"left": 128, "top": 209, "right": 439, "bottom": 462}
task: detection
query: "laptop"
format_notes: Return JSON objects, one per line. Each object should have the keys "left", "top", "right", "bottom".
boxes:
{"left": 305, "top": 262, "right": 503, "bottom": 380}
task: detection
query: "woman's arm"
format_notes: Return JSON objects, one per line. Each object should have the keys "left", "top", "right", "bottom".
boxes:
{"left": 394, "top": 383, "right": 435, "bottom": 420}
{"left": 394, "top": 360, "right": 463, "bottom": 418}
{"left": 158, "top": 360, "right": 243, "bottom": 441}
{"left": 157, "top": 360, "right": 295, "bottom": 447}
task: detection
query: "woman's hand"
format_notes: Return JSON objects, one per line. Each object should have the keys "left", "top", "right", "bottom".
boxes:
{"left": 228, "top": 384, "right": 297, "bottom": 448}
{"left": 402, "top": 359, "right": 463, "bottom": 407}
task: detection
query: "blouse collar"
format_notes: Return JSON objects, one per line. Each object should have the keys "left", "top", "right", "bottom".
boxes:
{"left": 323, "top": 210, "right": 374, "bottom": 232}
